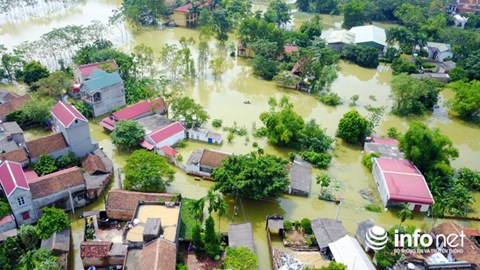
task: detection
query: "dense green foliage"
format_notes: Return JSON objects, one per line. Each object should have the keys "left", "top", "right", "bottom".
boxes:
{"left": 33, "top": 71, "right": 71, "bottom": 99}
{"left": 111, "top": 120, "right": 146, "bottom": 149}
{"left": 462, "top": 49, "right": 480, "bottom": 81}
{"left": 448, "top": 80, "right": 480, "bottom": 121}
{"left": 457, "top": 168, "right": 480, "bottom": 191}
{"left": 252, "top": 55, "right": 278, "bottom": 80}
{"left": 124, "top": 149, "right": 175, "bottom": 192}
{"left": 391, "top": 58, "right": 418, "bottom": 75}
{"left": 222, "top": 247, "right": 259, "bottom": 270}
{"left": 7, "top": 98, "right": 54, "bottom": 128}
{"left": 179, "top": 198, "right": 200, "bottom": 240}
{"left": 364, "top": 204, "right": 382, "bottom": 212}
{"left": 18, "top": 248, "right": 60, "bottom": 270}
{"left": 171, "top": 97, "right": 210, "bottom": 128}
{"left": 55, "top": 151, "right": 81, "bottom": 169}
{"left": 336, "top": 110, "right": 371, "bottom": 144}
{"left": 211, "top": 152, "right": 289, "bottom": 200}
{"left": 318, "top": 92, "right": 342, "bottom": 106}
{"left": 21, "top": 61, "right": 49, "bottom": 85}
{"left": 204, "top": 215, "right": 221, "bottom": 258}
{"left": 121, "top": 0, "right": 167, "bottom": 25}
{"left": 342, "top": 0, "right": 372, "bottom": 29}
{"left": 18, "top": 225, "right": 39, "bottom": 250}
{"left": 211, "top": 119, "right": 222, "bottom": 128}
{"left": 361, "top": 152, "right": 380, "bottom": 171}
{"left": 396, "top": 202, "right": 414, "bottom": 223}
{"left": 0, "top": 200, "right": 10, "bottom": 219}
{"left": 390, "top": 74, "right": 439, "bottom": 116}
{"left": 264, "top": 0, "right": 291, "bottom": 25}
{"left": 300, "top": 218, "right": 313, "bottom": 234}
{"left": 341, "top": 44, "right": 379, "bottom": 68}
{"left": 37, "top": 207, "right": 70, "bottom": 239}
{"left": 298, "top": 151, "right": 332, "bottom": 168}
{"left": 0, "top": 237, "right": 25, "bottom": 270}
{"left": 32, "top": 154, "right": 57, "bottom": 176}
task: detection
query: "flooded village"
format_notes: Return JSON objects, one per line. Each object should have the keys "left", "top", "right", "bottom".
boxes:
{"left": 0, "top": 0, "right": 480, "bottom": 270}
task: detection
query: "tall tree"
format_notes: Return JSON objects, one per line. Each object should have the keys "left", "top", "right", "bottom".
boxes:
{"left": 448, "top": 80, "right": 480, "bottom": 121}
{"left": 124, "top": 149, "right": 175, "bottom": 192}
{"left": 171, "top": 96, "right": 209, "bottom": 128}
{"left": 222, "top": 247, "right": 259, "bottom": 270}
{"left": 342, "top": 0, "right": 369, "bottom": 29}
{"left": 111, "top": 120, "right": 146, "bottom": 149}
{"left": 210, "top": 9, "right": 232, "bottom": 43}
{"left": 37, "top": 207, "right": 70, "bottom": 239}
{"left": 33, "top": 71, "right": 71, "bottom": 100}
{"left": 264, "top": 0, "right": 291, "bottom": 26}
{"left": 390, "top": 74, "right": 439, "bottom": 116}
{"left": 336, "top": 110, "right": 371, "bottom": 144}
{"left": 21, "top": 61, "right": 49, "bottom": 85}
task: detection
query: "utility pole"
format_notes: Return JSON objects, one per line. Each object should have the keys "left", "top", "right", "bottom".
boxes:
{"left": 116, "top": 168, "right": 122, "bottom": 189}
{"left": 335, "top": 200, "right": 342, "bottom": 221}
{"left": 68, "top": 184, "right": 75, "bottom": 215}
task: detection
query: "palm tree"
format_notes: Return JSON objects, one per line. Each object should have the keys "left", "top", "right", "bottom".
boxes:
{"left": 190, "top": 197, "right": 205, "bottom": 222}
{"left": 396, "top": 203, "right": 414, "bottom": 224}
{"left": 206, "top": 189, "right": 221, "bottom": 214}
{"left": 216, "top": 198, "right": 228, "bottom": 231}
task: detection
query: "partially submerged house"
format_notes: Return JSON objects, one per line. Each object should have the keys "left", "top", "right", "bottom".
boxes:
{"left": 173, "top": 1, "right": 212, "bottom": 27}
{"left": 186, "top": 127, "right": 222, "bottom": 144}
{"left": 311, "top": 218, "right": 348, "bottom": 254}
{"left": 411, "top": 73, "right": 450, "bottom": 83}
{"left": 82, "top": 149, "right": 114, "bottom": 200}
{"left": 328, "top": 235, "right": 376, "bottom": 270}
{"left": 186, "top": 148, "right": 230, "bottom": 178}
{"left": 72, "top": 61, "right": 125, "bottom": 117}
{"left": 364, "top": 136, "right": 404, "bottom": 159}
{"left": 81, "top": 241, "right": 127, "bottom": 269}
{"left": 0, "top": 94, "right": 30, "bottom": 121}
{"left": 0, "top": 122, "right": 25, "bottom": 153}
{"left": 287, "top": 156, "right": 312, "bottom": 197}
{"left": 372, "top": 157, "right": 434, "bottom": 212}
{"left": 326, "top": 29, "right": 356, "bottom": 52}
{"left": 349, "top": 25, "right": 387, "bottom": 51}
{"left": 141, "top": 122, "right": 185, "bottom": 154}
{"left": 426, "top": 42, "right": 453, "bottom": 62}
{"left": 100, "top": 97, "right": 167, "bottom": 132}
{"left": 51, "top": 101, "right": 98, "bottom": 158}
{"left": 228, "top": 223, "right": 255, "bottom": 252}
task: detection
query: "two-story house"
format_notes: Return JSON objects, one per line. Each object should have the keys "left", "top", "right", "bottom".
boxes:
{"left": 51, "top": 101, "right": 98, "bottom": 158}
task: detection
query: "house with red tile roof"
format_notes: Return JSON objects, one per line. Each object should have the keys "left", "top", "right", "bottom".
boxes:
{"left": 141, "top": 122, "right": 185, "bottom": 154}
{"left": 71, "top": 60, "right": 126, "bottom": 117}
{"left": 372, "top": 157, "right": 434, "bottom": 212}
{"left": 25, "top": 133, "right": 69, "bottom": 163}
{"left": 51, "top": 101, "right": 98, "bottom": 158}
{"left": 140, "top": 238, "right": 176, "bottom": 270}
{"left": 81, "top": 242, "right": 127, "bottom": 269}
{"left": 0, "top": 161, "right": 36, "bottom": 225}
{"left": 99, "top": 97, "right": 167, "bottom": 132}
{"left": 0, "top": 94, "right": 31, "bottom": 121}
{"left": 173, "top": 1, "right": 212, "bottom": 27}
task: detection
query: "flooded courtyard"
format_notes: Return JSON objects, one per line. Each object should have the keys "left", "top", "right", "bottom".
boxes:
{"left": 1, "top": 0, "right": 479, "bottom": 269}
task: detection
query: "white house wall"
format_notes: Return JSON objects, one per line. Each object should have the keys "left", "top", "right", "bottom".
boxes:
{"left": 89, "top": 83, "right": 126, "bottom": 117}
{"left": 372, "top": 161, "right": 389, "bottom": 207}
{"left": 153, "top": 131, "right": 185, "bottom": 150}
{"left": 7, "top": 189, "right": 36, "bottom": 225}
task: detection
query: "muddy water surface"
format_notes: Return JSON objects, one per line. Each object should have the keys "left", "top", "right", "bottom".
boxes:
{"left": 2, "top": 2, "right": 480, "bottom": 270}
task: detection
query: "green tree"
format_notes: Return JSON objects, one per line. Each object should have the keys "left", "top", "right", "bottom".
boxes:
{"left": 55, "top": 151, "right": 81, "bottom": 169}
{"left": 336, "top": 110, "right": 371, "bottom": 144}
{"left": 33, "top": 71, "right": 71, "bottom": 99}
{"left": 190, "top": 197, "right": 205, "bottom": 222}
{"left": 396, "top": 203, "right": 413, "bottom": 224}
{"left": 37, "top": 207, "right": 70, "bottom": 239}
{"left": 204, "top": 215, "right": 221, "bottom": 258}
{"left": 18, "top": 248, "right": 60, "bottom": 270}
{"left": 210, "top": 9, "right": 232, "bottom": 43}
{"left": 222, "top": 247, "right": 258, "bottom": 270}
{"left": 21, "top": 61, "right": 49, "bottom": 85}
{"left": 191, "top": 223, "right": 203, "bottom": 248}
{"left": 0, "top": 200, "right": 10, "bottom": 219}
{"left": 390, "top": 74, "right": 439, "bottom": 116}
{"left": 111, "top": 120, "right": 146, "bottom": 149}
{"left": 457, "top": 168, "right": 480, "bottom": 191}
{"left": 448, "top": 67, "right": 467, "bottom": 82}
{"left": 400, "top": 122, "right": 458, "bottom": 176}
{"left": 313, "top": 0, "right": 339, "bottom": 14}
{"left": 362, "top": 152, "right": 380, "bottom": 171}
{"left": 18, "top": 225, "right": 39, "bottom": 250}
{"left": 124, "top": 149, "right": 175, "bottom": 192}
{"left": 32, "top": 154, "right": 57, "bottom": 176}
{"left": 211, "top": 152, "right": 289, "bottom": 200}
{"left": 264, "top": 0, "right": 291, "bottom": 25}
{"left": 341, "top": 45, "right": 379, "bottom": 68}
{"left": 342, "top": 0, "right": 370, "bottom": 29}
{"left": 238, "top": 17, "right": 286, "bottom": 57}
{"left": 391, "top": 58, "right": 418, "bottom": 75}
{"left": 0, "top": 236, "right": 24, "bottom": 270}
{"left": 296, "top": 0, "right": 310, "bottom": 12}
{"left": 319, "top": 261, "right": 347, "bottom": 270}
{"left": 252, "top": 55, "right": 278, "bottom": 80}
{"left": 394, "top": 3, "right": 426, "bottom": 32}
{"left": 448, "top": 80, "right": 480, "bottom": 120}
{"left": 463, "top": 49, "right": 480, "bottom": 80}
{"left": 0, "top": 46, "right": 23, "bottom": 82}
{"left": 316, "top": 172, "right": 331, "bottom": 194}
{"left": 20, "top": 98, "right": 54, "bottom": 125}
{"left": 299, "top": 15, "right": 323, "bottom": 44}
{"left": 300, "top": 218, "right": 313, "bottom": 234}
{"left": 297, "top": 119, "right": 333, "bottom": 152}
{"left": 171, "top": 97, "right": 209, "bottom": 128}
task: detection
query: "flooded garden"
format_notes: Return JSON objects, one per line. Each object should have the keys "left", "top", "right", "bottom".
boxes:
{"left": 1, "top": 0, "right": 479, "bottom": 269}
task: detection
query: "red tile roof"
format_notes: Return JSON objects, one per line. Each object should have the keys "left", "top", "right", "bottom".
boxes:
{"left": 375, "top": 158, "right": 434, "bottom": 205}
{"left": 81, "top": 241, "right": 112, "bottom": 258}
{"left": 147, "top": 122, "right": 185, "bottom": 145}
{"left": 141, "top": 238, "right": 176, "bottom": 270}
{"left": 372, "top": 137, "right": 399, "bottom": 146}
{"left": 284, "top": 45, "right": 299, "bottom": 54}
{"left": 23, "top": 169, "right": 38, "bottom": 182}
{"left": 0, "top": 215, "right": 13, "bottom": 225}
{"left": 112, "top": 98, "right": 167, "bottom": 121}
{"left": 0, "top": 149, "right": 29, "bottom": 164}
{"left": 0, "top": 161, "right": 29, "bottom": 197}
{"left": 82, "top": 154, "right": 108, "bottom": 175}
{"left": 432, "top": 222, "right": 480, "bottom": 266}
{"left": 28, "top": 167, "right": 85, "bottom": 199}
{"left": 200, "top": 149, "right": 230, "bottom": 168}
{"left": 51, "top": 101, "right": 88, "bottom": 128}
{"left": 174, "top": 1, "right": 210, "bottom": 12}
{"left": 140, "top": 140, "right": 155, "bottom": 150}
{"left": 25, "top": 133, "right": 68, "bottom": 158}
{"left": 99, "top": 117, "right": 115, "bottom": 131}
{"left": 159, "top": 146, "right": 178, "bottom": 157}
{"left": 78, "top": 60, "right": 118, "bottom": 77}
{"left": 106, "top": 190, "right": 178, "bottom": 220}
{"left": 0, "top": 94, "right": 31, "bottom": 117}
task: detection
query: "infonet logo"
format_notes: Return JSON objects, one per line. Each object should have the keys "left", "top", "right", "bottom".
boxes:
{"left": 366, "top": 226, "right": 466, "bottom": 253}
{"left": 365, "top": 226, "right": 388, "bottom": 250}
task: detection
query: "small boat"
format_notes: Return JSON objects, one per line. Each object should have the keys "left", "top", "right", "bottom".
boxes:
{"left": 243, "top": 100, "right": 251, "bottom": 104}
{"left": 194, "top": 177, "right": 201, "bottom": 181}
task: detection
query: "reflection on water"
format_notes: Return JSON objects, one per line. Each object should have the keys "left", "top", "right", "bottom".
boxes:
{"left": 3, "top": 1, "right": 480, "bottom": 269}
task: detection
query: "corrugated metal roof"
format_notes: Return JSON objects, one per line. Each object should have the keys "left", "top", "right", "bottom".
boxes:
{"left": 82, "top": 69, "right": 123, "bottom": 93}
{"left": 326, "top": 29, "right": 355, "bottom": 44}
{"left": 350, "top": 25, "right": 386, "bottom": 47}
{"left": 329, "top": 235, "right": 376, "bottom": 270}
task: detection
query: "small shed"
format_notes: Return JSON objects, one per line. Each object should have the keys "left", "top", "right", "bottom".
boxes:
{"left": 426, "top": 42, "right": 453, "bottom": 62}
{"left": 228, "top": 223, "right": 255, "bottom": 252}
{"left": 143, "top": 218, "right": 162, "bottom": 243}
{"left": 311, "top": 218, "right": 348, "bottom": 253}
{"left": 41, "top": 228, "right": 71, "bottom": 270}
{"left": 328, "top": 235, "right": 376, "bottom": 270}
{"left": 364, "top": 136, "right": 403, "bottom": 159}
{"left": 356, "top": 219, "right": 375, "bottom": 252}
{"left": 287, "top": 156, "right": 312, "bottom": 196}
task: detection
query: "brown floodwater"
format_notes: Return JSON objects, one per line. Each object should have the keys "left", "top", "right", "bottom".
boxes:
{"left": 2, "top": 1, "right": 479, "bottom": 270}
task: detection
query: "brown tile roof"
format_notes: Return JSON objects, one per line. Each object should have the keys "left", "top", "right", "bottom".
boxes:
{"left": 29, "top": 167, "right": 85, "bottom": 199}
{"left": 81, "top": 241, "right": 112, "bottom": 258}
{"left": 199, "top": 149, "right": 230, "bottom": 168}
{"left": 432, "top": 221, "right": 480, "bottom": 266}
{"left": 25, "top": 133, "right": 68, "bottom": 158}
{"left": 106, "top": 190, "right": 178, "bottom": 221}
{"left": 82, "top": 153, "right": 108, "bottom": 175}
{"left": 0, "top": 148, "right": 28, "bottom": 163}
{"left": 0, "top": 94, "right": 31, "bottom": 117}
{"left": 141, "top": 238, "right": 176, "bottom": 270}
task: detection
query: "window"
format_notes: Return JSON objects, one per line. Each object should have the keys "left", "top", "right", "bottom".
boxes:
{"left": 17, "top": 197, "right": 25, "bottom": 206}
{"left": 21, "top": 211, "right": 30, "bottom": 220}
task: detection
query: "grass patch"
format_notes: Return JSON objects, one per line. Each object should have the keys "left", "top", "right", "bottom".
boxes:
{"left": 179, "top": 198, "right": 197, "bottom": 240}
{"left": 365, "top": 204, "right": 382, "bottom": 212}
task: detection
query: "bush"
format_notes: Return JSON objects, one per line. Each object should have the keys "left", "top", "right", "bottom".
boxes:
{"left": 318, "top": 92, "right": 342, "bottom": 106}
{"left": 37, "top": 207, "right": 70, "bottom": 239}
{"left": 212, "top": 119, "right": 223, "bottom": 128}
{"left": 386, "top": 127, "right": 401, "bottom": 139}
{"left": 252, "top": 142, "right": 258, "bottom": 147}
{"left": 365, "top": 204, "right": 382, "bottom": 212}
{"left": 361, "top": 152, "right": 380, "bottom": 171}
{"left": 300, "top": 218, "right": 312, "bottom": 234}
{"left": 32, "top": 154, "right": 57, "bottom": 176}
{"left": 299, "top": 151, "right": 332, "bottom": 168}
{"left": 305, "top": 235, "right": 317, "bottom": 247}
{"left": 0, "top": 200, "right": 11, "bottom": 219}
{"left": 283, "top": 220, "right": 293, "bottom": 231}
{"left": 252, "top": 55, "right": 278, "bottom": 80}
{"left": 55, "top": 151, "right": 81, "bottom": 169}
{"left": 176, "top": 154, "right": 183, "bottom": 162}
{"left": 422, "top": 62, "right": 436, "bottom": 69}
{"left": 391, "top": 58, "right": 418, "bottom": 75}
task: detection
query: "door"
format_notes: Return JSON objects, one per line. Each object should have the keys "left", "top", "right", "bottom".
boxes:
{"left": 413, "top": 204, "right": 422, "bottom": 212}
{"left": 208, "top": 138, "right": 212, "bottom": 143}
